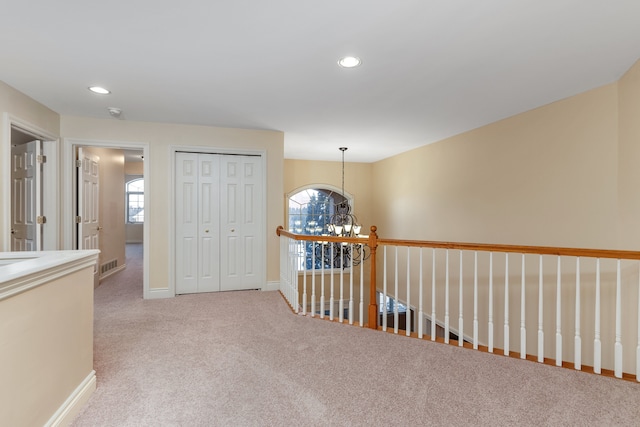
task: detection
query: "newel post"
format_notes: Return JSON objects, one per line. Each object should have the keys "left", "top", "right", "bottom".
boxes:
{"left": 368, "top": 226, "right": 379, "bottom": 329}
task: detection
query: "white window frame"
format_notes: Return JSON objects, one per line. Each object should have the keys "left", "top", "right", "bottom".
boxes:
{"left": 126, "top": 176, "right": 144, "bottom": 224}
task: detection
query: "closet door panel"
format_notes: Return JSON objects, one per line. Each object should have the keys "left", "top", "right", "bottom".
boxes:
{"left": 175, "top": 153, "right": 199, "bottom": 294}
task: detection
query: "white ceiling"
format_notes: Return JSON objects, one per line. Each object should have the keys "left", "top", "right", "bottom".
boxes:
{"left": 1, "top": 1, "right": 639, "bottom": 163}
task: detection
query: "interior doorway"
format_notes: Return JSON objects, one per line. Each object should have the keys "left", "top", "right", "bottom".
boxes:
{"left": 64, "top": 139, "right": 149, "bottom": 298}
{"left": 9, "top": 124, "right": 58, "bottom": 251}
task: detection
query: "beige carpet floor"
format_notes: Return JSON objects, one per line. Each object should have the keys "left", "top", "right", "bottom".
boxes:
{"left": 71, "top": 244, "right": 640, "bottom": 426}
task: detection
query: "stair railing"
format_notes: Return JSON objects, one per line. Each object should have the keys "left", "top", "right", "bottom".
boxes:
{"left": 277, "top": 225, "right": 640, "bottom": 381}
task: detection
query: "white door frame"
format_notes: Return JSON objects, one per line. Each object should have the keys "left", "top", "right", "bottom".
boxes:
{"left": 2, "top": 113, "right": 59, "bottom": 251}
{"left": 63, "top": 138, "right": 150, "bottom": 298}
{"left": 169, "top": 145, "right": 267, "bottom": 297}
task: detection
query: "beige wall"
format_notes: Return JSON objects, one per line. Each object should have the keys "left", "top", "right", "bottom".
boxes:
{"left": 0, "top": 265, "right": 94, "bottom": 426}
{"left": 372, "top": 83, "right": 619, "bottom": 249}
{"left": 125, "top": 160, "right": 144, "bottom": 175}
{"left": 61, "top": 116, "right": 284, "bottom": 292}
{"left": 0, "top": 81, "right": 60, "bottom": 251}
{"left": 618, "top": 59, "right": 640, "bottom": 250}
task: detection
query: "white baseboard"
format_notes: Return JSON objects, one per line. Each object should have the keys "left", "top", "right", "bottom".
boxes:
{"left": 45, "top": 370, "right": 96, "bottom": 427}
{"left": 263, "top": 281, "right": 280, "bottom": 291}
{"left": 145, "top": 287, "right": 173, "bottom": 299}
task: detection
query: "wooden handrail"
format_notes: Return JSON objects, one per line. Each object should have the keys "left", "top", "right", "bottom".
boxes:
{"left": 278, "top": 225, "right": 640, "bottom": 260}
{"left": 375, "top": 238, "right": 640, "bottom": 260}
{"left": 276, "top": 226, "right": 368, "bottom": 244}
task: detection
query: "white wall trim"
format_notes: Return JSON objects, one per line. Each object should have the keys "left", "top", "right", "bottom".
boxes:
{"left": 62, "top": 138, "right": 151, "bottom": 299}
{"left": 147, "top": 287, "right": 173, "bottom": 299}
{"left": 264, "top": 281, "right": 280, "bottom": 291}
{"left": 169, "top": 145, "right": 268, "bottom": 298}
{"left": 45, "top": 370, "right": 96, "bottom": 427}
{"left": 0, "top": 250, "right": 99, "bottom": 301}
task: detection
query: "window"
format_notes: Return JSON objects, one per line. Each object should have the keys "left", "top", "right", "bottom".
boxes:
{"left": 287, "top": 186, "right": 351, "bottom": 270}
{"left": 288, "top": 187, "right": 348, "bottom": 235}
{"left": 126, "top": 178, "right": 144, "bottom": 223}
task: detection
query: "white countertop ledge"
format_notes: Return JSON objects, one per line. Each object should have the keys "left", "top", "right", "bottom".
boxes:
{"left": 0, "top": 250, "right": 100, "bottom": 300}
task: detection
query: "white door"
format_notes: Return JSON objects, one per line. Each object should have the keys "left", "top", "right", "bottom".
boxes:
{"left": 220, "top": 155, "right": 263, "bottom": 291}
{"left": 175, "top": 153, "right": 221, "bottom": 294}
{"left": 175, "top": 152, "right": 263, "bottom": 294}
{"left": 11, "top": 140, "right": 41, "bottom": 251}
{"left": 77, "top": 147, "right": 100, "bottom": 253}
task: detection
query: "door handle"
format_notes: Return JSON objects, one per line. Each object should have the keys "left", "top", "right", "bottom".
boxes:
{"left": 205, "top": 229, "right": 210, "bottom": 233}
{"left": 10, "top": 228, "right": 15, "bottom": 234}
{"left": 97, "top": 226, "right": 103, "bottom": 231}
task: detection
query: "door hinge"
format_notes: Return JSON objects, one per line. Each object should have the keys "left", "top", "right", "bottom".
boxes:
{"left": 37, "top": 155, "right": 47, "bottom": 164}
{"left": 36, "top": 216, "right": 47, "bottom": 224}
{"left": 76, "top": 216, "right": 82, "bottom": 224}
{"left": 76, "top": 159, "right": 82, "bottom": 168}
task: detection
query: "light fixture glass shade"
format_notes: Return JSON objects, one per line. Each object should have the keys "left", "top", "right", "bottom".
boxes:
{"left": 89, "top": 86, "right": 111, "bottom": 94}
{"left": 338, "top": 56, "right": 361, "bottom": 68}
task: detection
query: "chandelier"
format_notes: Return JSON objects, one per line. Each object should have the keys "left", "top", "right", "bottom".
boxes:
{"left": 319, "top": 147, "right": 369, "bottom": 268}
{"left": 327, "top": 147, "right": 362, "bottom": 237}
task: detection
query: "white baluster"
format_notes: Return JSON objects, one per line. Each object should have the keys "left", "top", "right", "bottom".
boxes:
{"left": 339, "top": 247, "right": 344, "bottom": 323}
{"left": 406, "top": 247, "right": 411, "bottom": 337}
{"left": 488, "top": 252, "right": 494, "bottom": 353}
{"left": 556, "top": 257, "right": 562, "bottom": 367}
{"left": 538, "top": 255, "right": 544, "bottom": 363}
{"left": 394, "top": 246, "right": 399, "bottom": 335}
{"left": 280, "top": 236, "right": 288, "bottom": 298}
{"left": 349, "top": 243, "right": 354, "bottom": 325}
{"left": 445, "top": 249, "right": 450, "bottom": 344}
{"left": 615, "top": 259, "right": 623, "bottom": 378}
{"left": 359, "top": 244, "right": 364, "bottom": 327}
{"left": 289, "top": 241, "right": 300, "bottom": 313}
{"left": 431, "top": 248, "right": 436, "bottom": 341}
{"left": 329, "top": 244, "right": 334, "bottom": 321}
{"left": 594, "top": 258, "right": 601, "bottom": 374}
{"left": 574, "top": 257, "right": 581, "bottom": 371}
{"left": 302, "top": 247, "right": 307, "bottom": 315}
{"left": 520, "top": 254, "right": 526, "bottom": 359}
{"left": 383, "top": 246, "right": 388, "bottom": 332}
{"left": 473, "top": 251, "right": 478, "bottom": 350}
{"left": 320, "top": 243, "right": 325, "bottom": 319}
{"left": 504, "top": 253, "right": 509, "bottom": 356}
{"left": 311, "top": 242, "right": 316, "bottom": 318}
{"left": 418, "top": 248, "right": 424, "bottom": 339}
{"left": 636, "top": 262, "right": 640, "bottom": 382}
{"left": 459, "top": 250, "right": 464, "bottom": 347}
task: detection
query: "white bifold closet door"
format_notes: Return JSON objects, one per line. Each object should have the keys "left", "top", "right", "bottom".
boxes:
{"left": 175, "top": 152, "right": 263, "bottom": 294}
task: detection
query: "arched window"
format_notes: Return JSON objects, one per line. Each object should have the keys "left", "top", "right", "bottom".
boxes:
{"left": 126, "top": 178, "right": 144, "bottom": 223}
{"left": 287, "top": 185, "right": 353, "bottom": 270}
{"left": 287, "top": 186, "right": 350, "bottom": 235}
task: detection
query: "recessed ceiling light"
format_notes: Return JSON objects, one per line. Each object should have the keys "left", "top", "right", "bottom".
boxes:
{"left": 338, "top": 56, "right": 361, "bottom": 68}
{"left": 88, "top": 86, "right": 111, "bottom": 95}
